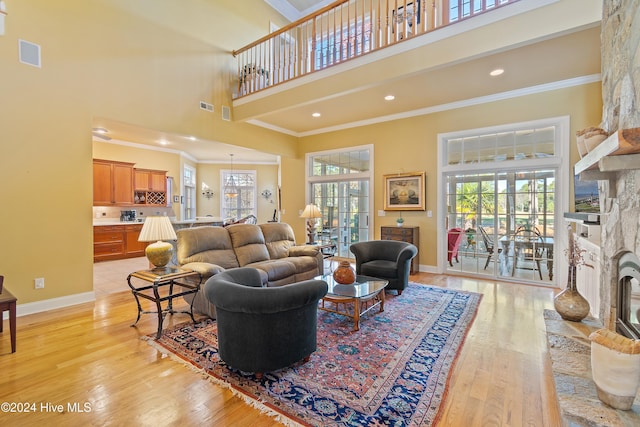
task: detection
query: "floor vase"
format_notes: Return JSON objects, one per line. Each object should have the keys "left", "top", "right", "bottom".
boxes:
{"left": 553, "top": 265, "right": 590, "bottom": 322}
{"left": 589, "top": 328, "right": 640, "bottom": 410}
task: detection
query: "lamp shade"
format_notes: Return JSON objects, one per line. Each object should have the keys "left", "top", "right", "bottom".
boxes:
{"left": 138, "top": 216, "right": 177, "bottom": 242}
{"left": 300, "top": 204, "right": 322, "bottom": 219}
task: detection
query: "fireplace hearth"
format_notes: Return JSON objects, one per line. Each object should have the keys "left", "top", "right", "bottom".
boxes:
{"left": 617, "top": 252, "right": 640, "bottom": 339}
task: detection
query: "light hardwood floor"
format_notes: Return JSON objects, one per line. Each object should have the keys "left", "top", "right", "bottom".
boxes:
{"left": 0, "top": 258, "right": 562, "bottom": 426}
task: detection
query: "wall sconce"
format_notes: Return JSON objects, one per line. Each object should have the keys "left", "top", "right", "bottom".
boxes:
{"left": 202, "top": 183, "right": 215, "bottom": 199}
{"left": 261, "top": 189, "right": 272, "bottom": 200}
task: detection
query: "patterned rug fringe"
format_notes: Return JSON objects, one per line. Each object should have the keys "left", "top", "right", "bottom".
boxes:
{"left": 142, "top": 335, "right": 303, "bottom": 427}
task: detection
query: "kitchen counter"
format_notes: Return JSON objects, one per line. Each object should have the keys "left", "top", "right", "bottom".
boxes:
{"left": 93, "top": 218, "right": 224, "bottom": 227}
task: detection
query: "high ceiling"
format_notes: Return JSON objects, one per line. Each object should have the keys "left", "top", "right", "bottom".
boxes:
{"left": 235, "top": 0, "right": 602, "bottom": 136}
{"left": 265, "top": 0, "right": 335, "bottom": 21}
{"left": 95, "top": 0, "right": 602, "bottom": 163}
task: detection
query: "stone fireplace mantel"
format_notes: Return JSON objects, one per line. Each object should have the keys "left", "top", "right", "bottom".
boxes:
{"left": 569, "top": 128, "right": 640, "bottom": 331}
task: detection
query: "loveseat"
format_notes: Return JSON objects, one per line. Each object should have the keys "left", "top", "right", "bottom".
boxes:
{"left": 176, "top": 222, "right": 323, "bottom": 318}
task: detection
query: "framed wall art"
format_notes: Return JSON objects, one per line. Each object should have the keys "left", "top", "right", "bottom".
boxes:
{"left": 383, "top": 171, "right": 426, "bottom": 211}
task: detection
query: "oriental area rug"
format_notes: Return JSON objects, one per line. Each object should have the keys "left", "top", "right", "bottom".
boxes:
{"left": 144, "top": 283, "right": 482, "bottom": 426}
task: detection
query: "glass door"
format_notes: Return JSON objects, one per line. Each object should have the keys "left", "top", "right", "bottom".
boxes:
{"left": 311, "top": 180, "right": 369, "bottom": 258}
{"left": 445, "top": 170, "right": 555, "bottom": 284}
{"left": 440, "top": 117, "right": 569, "bottom": 285}
{"left": 307, "top": 146, "right": 373, "bottom": 259}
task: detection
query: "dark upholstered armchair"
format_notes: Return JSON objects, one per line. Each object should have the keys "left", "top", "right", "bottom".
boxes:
{"left": 204, "top": 268, "right": 328, "bottom": 378}
{"left": 349, "top": 240, "right": 417, "bottom": 295}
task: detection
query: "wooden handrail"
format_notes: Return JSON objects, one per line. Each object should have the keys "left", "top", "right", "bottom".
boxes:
{"left": 233, "top": 0, "right": 350, "bottom": 57}
{"left": 233, "top": 0, "right": 519, "bottom": 98}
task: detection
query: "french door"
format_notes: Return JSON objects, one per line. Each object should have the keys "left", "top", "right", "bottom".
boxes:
{"left": 307, "top": 146, "right": 373, "bottom": 258}
{"left": 439, "top": 117, "right": 570, "bottom": 285}
{"left": 445, "top": 170, "right": 556, "bottom": 284}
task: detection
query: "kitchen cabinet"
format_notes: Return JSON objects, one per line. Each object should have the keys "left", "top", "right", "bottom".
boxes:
{"left": 93, "top": 159, "right": 135, "bottom": 206}
{"left": 381, "top": 226, "right": 419, "bottom": 274}
{"left": 134, "top": 168, "right": 167, "bottom": 206}
{"left": 94, "top": 224, "right": 148, "bottom": 262}
{"left": 124, "top": 224, "right": 147, "bottom": 257}
{"left": 93, "top": 225, "right": 126, "bottom": 261}
{"left": 134, "top": 169, "right": 166, "bottom": 192}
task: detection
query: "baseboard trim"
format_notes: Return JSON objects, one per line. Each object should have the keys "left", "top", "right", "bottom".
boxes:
{"left": 2, "top": 291, "right": 96, "bottom": 319}
{"left": 418, "top": 264, "right": 438, "bottom": 274}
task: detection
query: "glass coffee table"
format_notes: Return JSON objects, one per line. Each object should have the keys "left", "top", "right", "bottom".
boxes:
{"left": 315, "top": 274, "right": 389, "bottom": 331}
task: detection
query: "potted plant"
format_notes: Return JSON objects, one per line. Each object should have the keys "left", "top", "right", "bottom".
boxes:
{"left": 396, "top": 213, "right": 404, "bottom": 227}
{"left": 239, "top": 63, "right": 269, "bottom": 85}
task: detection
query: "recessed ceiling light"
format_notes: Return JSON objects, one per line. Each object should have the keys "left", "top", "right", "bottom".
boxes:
{"left": 188, "top": 136, "right": 197, "bottom": 141}
{"left": 490, "top": 68, "right": 504, "bottom": 77}
{"left": 312, "top": 112, "right": 321, "bottom": 118}
{"left": 384, "top": 95, "right": 395, "bottom": 101}
{"left": 92, "top": 127, "right": 109, "bottom": 134}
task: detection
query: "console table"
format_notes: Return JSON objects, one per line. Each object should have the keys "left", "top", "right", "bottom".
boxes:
{"left": 381, "top": 226, "right": 419, "bottom": 274}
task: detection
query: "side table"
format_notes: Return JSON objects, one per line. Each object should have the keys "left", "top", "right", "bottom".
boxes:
{"left": 0, "top": 286, "right": 17, "bottom": 353}
{"left": 310, "top": 242, "right": 337, "bottom": 273}
{"left": 127, "top": 267, "right": 202, "bottom": 339}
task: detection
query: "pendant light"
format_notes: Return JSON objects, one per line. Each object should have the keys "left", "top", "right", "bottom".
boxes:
{"left": 224, "top": 154, "right": 239, "bottom": 198}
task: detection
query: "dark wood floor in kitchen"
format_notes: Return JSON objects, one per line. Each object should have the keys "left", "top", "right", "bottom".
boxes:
{"left": 0, "top": 259, "right": 562, "bottom": 426}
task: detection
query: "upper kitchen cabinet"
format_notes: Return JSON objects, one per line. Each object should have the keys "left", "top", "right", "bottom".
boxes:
{"left": 134, "top": 169, "right": 167, "bottom": 192}
{"left": 134, "top": 168, "right": 167, "bottom": 206}
{"left": 93, "top": 159, "right": 135, "bottom": 206}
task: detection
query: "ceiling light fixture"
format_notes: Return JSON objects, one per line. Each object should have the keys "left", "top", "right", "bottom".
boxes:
{"left": 312, "top": 112, "right": 321, "bottom": 118}
{"left": 384, "top": 95, "right": 395, "bottom": 101}
{"left": 92, "top": 127, "right": 109, "bottom": 134}
{"left": 490, "top": 68, "right": 504, "bottom": 77}
{"left": 224, "top": 154, "right": 239, "bottom": 199}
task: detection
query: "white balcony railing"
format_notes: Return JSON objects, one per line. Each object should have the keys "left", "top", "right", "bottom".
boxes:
{"left": 232, "top": 0, "right": 518, "bottom": 98}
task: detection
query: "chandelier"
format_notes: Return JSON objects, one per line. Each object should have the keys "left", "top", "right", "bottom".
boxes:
{"left": 224, "top": 154, "right": 239, "bottom": 198}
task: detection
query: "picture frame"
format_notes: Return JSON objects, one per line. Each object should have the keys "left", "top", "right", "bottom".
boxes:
{"left": 383, "top": 171, "right": 426, "bottom": 211}
{"left": 392, "top": 1, "right": 421, "bottom": 36}
{"left": 574, "top": 176, "right": 599, "bottom": 213}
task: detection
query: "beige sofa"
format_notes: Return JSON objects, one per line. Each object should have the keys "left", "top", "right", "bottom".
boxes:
{"left": 176, "top": 222, "right": 323, "bottom": 318}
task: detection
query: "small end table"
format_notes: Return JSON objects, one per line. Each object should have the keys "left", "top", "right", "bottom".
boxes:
{"left": 0, "top": 287, "right": 17, "bottom": 353}
{"left": 310, "top": 242, "right": 337, "bottom": 273}
{"left": 127, "top": 267, "right": 202, "bottom": 339}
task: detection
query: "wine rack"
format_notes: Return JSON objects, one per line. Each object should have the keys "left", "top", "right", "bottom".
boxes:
{"left": 134, "top": 191, "right": 166, "bottom": 206}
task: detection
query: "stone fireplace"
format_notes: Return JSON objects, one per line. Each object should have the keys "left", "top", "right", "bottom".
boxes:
{"left": 593, "top": 0, "right": 640, "bottom": 333}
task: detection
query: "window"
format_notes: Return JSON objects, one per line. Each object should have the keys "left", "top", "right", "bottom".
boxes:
{"left": 307, "top": 146, "right": 373, "bottom": 258}
{"left": 313, "top": 18, "right": 372, "bottom": 70}
{"left": 439, "top": 117, "right": 569, "bottom": 285}
{"left": 183, "top": 166, "right": 196, "bottom": 220}
{"left": 221, "top": 169, "right": 256, "bottom": 220}
{"left": 448, "top": 0, "right": 510, "bottom": 23}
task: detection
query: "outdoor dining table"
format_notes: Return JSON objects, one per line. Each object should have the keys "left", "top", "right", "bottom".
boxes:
{"left": 499, "top": 235, "right": 554, "bottom": 280}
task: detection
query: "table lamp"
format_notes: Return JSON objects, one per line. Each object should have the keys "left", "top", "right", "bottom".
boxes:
{"left": 300, "top": 203, "right": 322, "bottom": 244}
{"left": 138, "top": 216, "right": 177, "bottom": 268}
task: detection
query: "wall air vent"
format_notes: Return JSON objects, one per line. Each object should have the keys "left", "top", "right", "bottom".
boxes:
{"left": 222, "top": 106, "right": 231, "bottom": 121}
{"left": 19, "top": 39, "right": 41, "bottom": 68}
{"left": 199, "top": 101, "right": 214, "bottom": 112}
